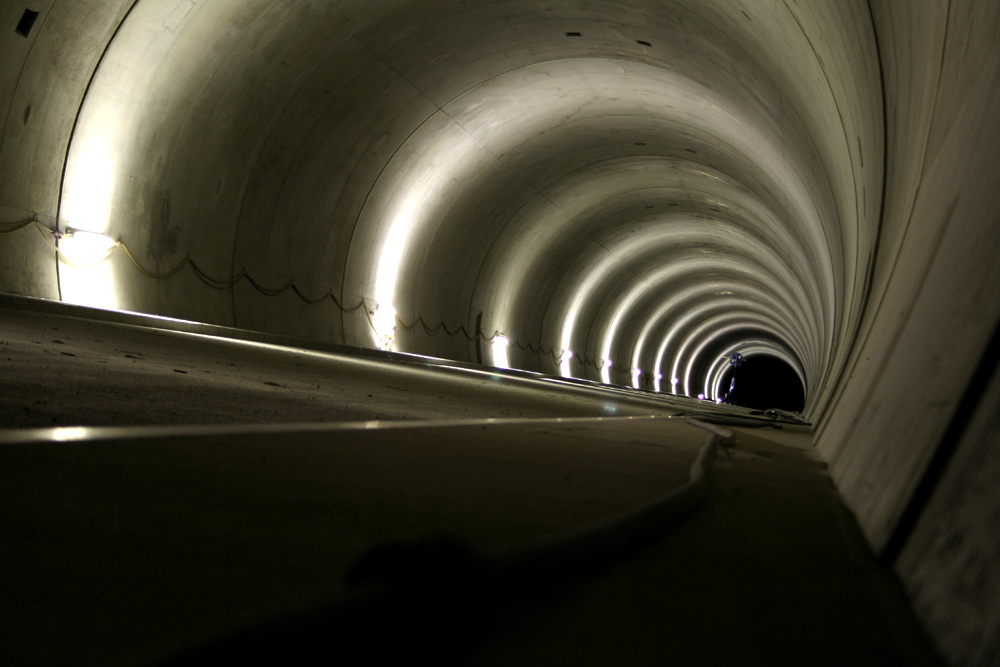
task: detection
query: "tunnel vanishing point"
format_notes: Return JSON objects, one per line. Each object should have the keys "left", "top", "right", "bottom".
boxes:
{"left": 1, "top": 1, "right": 999, "bottom": 665}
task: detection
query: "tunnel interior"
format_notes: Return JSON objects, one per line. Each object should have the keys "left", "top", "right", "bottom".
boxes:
{"left": 1, "top": 1, "right": 1000, "bottom": 665}
{"left": 12, "top": 0, "right": 887, "bottom": 420}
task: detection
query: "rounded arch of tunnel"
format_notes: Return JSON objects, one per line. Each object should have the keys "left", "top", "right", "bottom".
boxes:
{"left": 7, "top": 7, "right": 1000, "bottom": 663}
{"left": 38, "top": 0, "right": 882, "bottom": 419}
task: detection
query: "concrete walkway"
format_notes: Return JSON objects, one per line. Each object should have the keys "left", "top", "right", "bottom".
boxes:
{"left": 2, "top": 416, "right": 704, "bottom": 664}
{"left": 0, "top": 305, "right": 941, "bottom": 665}
{"left": 0, "top": 304, "right": 689, "bottom": 428}
{"left": 1, "top": 416, "right": 942, "bottom": 665}
{"left": 471, "top": 426, "right": 940, "bottom": 666}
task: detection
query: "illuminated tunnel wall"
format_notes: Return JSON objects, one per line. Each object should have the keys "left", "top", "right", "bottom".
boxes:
{"left": 2, "top": 2, "right": 999, "bottom": 663}
{"left": 3, "top": 1, "right": 883, "bottom": 409}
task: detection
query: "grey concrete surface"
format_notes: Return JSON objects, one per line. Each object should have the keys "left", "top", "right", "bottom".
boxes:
{"left": 1, "top": 417, "right": 940, "bottom": 666}
{"left": 471, "top": 427, "right": 941, "bottom": 667}
{"left": 897, "top": 360, "right": 1000, "bottom": 667}
{"left": 813, "top": 0, "right": 1000, "bottom": 556}
{"left": 0, "top": 306, "right": 688, "bottom": 428}
{"left": 1, "top": 0, "right": 999, "bottom": 664}
{"left": 0, "top": 416, "right": 705, "bottom": 665}
{"left": 0, "top": 0, "right": 883, "bottom": 405}
{"left": 0, "top": 0, "right": 134, "bottom": 299}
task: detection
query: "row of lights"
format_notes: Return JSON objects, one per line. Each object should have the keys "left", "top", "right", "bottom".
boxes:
{"left": 372, "top": 308, "right": 673, "bottom": 393}
{"left": 56, "top": 228, "right": 729, "bottom": 405}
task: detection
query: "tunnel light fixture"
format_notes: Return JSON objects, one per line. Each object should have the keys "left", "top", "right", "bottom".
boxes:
{"left": 601, "top": 358, "right": 613, "bottom": 384}
{"left": 59, "top": 228, "right": 119, "bottom": 267}
{"left": 698, "top": 393, "right": 706, "bottom": 400}
{"left": 57, "top": 227, "right": 119, "bottom": 311}
{"left": 492, "top": 335, "right": 510, "bottom": 369}
{"left": 371, "top": 304, "right": 396, "bottom": 351}
{"left": 58, "top": 135, "right": 119, "bottom": 310}
{"left": 631, "top": 367, "right": 642, "bottom": 389}
{"left": 50, "top": 427, "right": 91, "bottom": 442}
{"left": 62, "top": 139, "right": 115, "bottom": 235}
{"left": 560, "top": 349, "right": 573, "bottom": 378}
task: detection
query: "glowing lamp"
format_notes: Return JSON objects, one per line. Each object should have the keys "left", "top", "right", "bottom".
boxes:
{"left": 560, "top": 349, "right": 574, "bottom": 378}
{"left": 492, "top": 335, "right": 510, "bottom": 369}
{"left": 60, "top": 228, "right": 118, "bottom": 267}
{"left": 371, "top": 304, "right": 397, "bottom": 350}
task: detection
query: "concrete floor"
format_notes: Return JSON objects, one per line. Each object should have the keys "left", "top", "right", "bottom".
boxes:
{"left": 0, "top": 417, "right": 704, "bottom": 665}
{"left": 471, "top": 427, "right": 940, "bottom": 667}
{"left": 0, "top": 307, "right": 941, "bottom": 665}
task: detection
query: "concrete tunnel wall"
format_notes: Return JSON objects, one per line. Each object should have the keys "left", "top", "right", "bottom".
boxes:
{"left": 1, "top": 0, "right": 881, "bottom": 402}
{"left": 1, "top": 1, "right": 999, "bottom": 663}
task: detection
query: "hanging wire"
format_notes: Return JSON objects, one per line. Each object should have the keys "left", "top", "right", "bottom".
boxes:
{"left": 0, "top": 217, "right": 40, "bottom": 236}
{"left": 3, "top": 218, "right": 377, "bottom": 314}
{"left": 19, "top": 219, "right": 119, "bottom": 269}
{"left": 395, "top": 312, "right": 563, "bottom": 359}
{"left": 4, "top": 218, "right": 575, "bottom": 359}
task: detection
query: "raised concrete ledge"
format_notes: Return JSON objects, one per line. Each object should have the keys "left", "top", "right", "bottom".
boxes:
{"left": 0, "top": 414, "right": 675, "bottom": 445}
{"left": 0, "top": 291, "right": 750, "bottom": 414}
{"left": 0, "top": 291, "right": 428, "bottom": 366}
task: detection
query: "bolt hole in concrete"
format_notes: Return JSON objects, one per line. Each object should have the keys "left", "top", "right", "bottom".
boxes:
{"left": 15, "top": 8, "right": 38, "bottom": 37}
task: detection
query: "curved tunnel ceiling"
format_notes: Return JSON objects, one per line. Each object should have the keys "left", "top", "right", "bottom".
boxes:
{"left": 50, "top": 0, "right": 883, "bottom": 417}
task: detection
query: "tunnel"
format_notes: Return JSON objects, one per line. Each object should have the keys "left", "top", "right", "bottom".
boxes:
{"left": 717, "top": 354, "right": 805, "bottom": 412}
{"left": 1, "top": 1, "right": 999, "bottom": 665}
